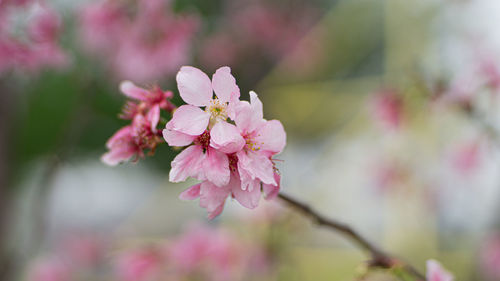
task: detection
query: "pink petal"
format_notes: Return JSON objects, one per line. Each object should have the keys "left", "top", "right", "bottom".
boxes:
{"left": 165, "top": 105, "right": 210, "bottom": 136}
{"left": 263, "top": 172, "right": 281, "bottom": 200}
{"left": 202, "top": 147, "right": 230, "bottom": 187}
{"left": 232, "top": 178, "right": 261, "bottom": 209}
{"left": 163, "top": 129, "right": 196, "bottom": 147}
{"left": 120, "top": 80, "right": 149, "bottom": 101}
{"left": 169, "top": 145, "right": 205, "bottom": 183}
{"left": 207, "top": 204, "right": 225, "bottom": 220}
{"left": 199, "top": 180, "right": 231, "bottom": 213}
{"left": 209, "top": 121, "right": 245, "bottom": 154}
{"left": 234, "top": 92, "right": 265, "bottom": 134}
{"left": 106, "top": 126, "right": 132, "bottom": 148}
{"left": 179, "top": 184, "right": 201, "bottom": 200}
{"left": 226, "top": 92, "right": 240, "bottom": 120}
{"left": 147, "top": 104, "right": 160, "bottom": 132}
{"left": 176, "top": 66, "right": 213, "bottom": 106}
{"left": 237, "top": 150, "right": 276, "bottom": 186}
{"left": 254, "top": 120, "right": 286, "bottom": 154}
{"left": 101, "top": 145, "right": 136, "bottom": 166}
{"left": 238, "top": 165, "right": 255, "bottom": 191}
{"left": 212, "top": 66, "right": 240, "bottom": 103}
{"left": 249, "top": 91, "right": 263, "bottom": 120}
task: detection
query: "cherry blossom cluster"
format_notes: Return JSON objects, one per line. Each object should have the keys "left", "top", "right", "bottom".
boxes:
{"left": 0, "top": 0, "right": 68, "bottom": 74}
{"left": 28, "top": 226, "right": 271, "bottom": 281}
{"left": 101, "top": 82, "right": 175, "bottom": 166}
{"left": 162, "top": 66, "right": 286, "bottom": 219}
{"left": 78, "top": 0, "right": 198, "bottom": 82}
{"left": 116, "top": 225, "right": 271, "bottom": 281}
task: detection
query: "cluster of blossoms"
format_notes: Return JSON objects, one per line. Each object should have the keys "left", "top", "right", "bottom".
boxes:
{"left": 79, "top": 0, "right": 198, "bottom": 83}
{"left": 28, "top": 234, "right": 104, "bottom": 281}
{"left": 0, "top": 0, "right": 68, "bottom": 74}
{"left": 200, "top": 0, "right": 319, "bottom": 71}
{"left": 101, "top": 81, "right": 175, "bottom": 165}
{"left": 116, "top": 225, "right": 270, "bottom": 281}
{"left": 103, "top": 66, "right": 286, "bottom": 218}
{"left": 28, "top": 226, "right": 271, "bottom": 281}
{"left": 163, "top": 66, "right": 286, "bottom": 218}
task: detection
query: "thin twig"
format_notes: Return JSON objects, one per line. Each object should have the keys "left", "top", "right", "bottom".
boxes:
{"left": 277, "top": 192, "right": 426, "bottom": 280}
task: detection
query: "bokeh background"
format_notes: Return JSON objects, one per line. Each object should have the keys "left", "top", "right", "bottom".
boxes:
{"left": 2, "top": 0, "right": 500, "bottom": 280}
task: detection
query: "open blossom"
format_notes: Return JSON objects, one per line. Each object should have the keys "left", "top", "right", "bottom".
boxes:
{"left": 426, "top": 260, "right": 454, "bottom": 281}
{"left": 163, "top": 66, "right": 242, "bottom": 187}
{"left": 164, "top": 66, "right": 286, "bottom": 218}
{"left": 102, "top": 83, "right": 173, "bottom": 166}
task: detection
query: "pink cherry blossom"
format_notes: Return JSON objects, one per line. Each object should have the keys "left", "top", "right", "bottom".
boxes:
{"left": 426, "top": 260, "right": 454, "bottom": 281}
{"left": 175, "top": 87, "right": 286, "bottom": 218}
{"left": 163, "top": 66, "right": 244, "bottom": 187}
{"left": 119, "top": 81, "right": 175, "bottom": 126}
{"left": 103, "top": 82, "right": 174, "bottom": 165}
{"left": 102, "top": 112, "right": 162, "bottom": 166}
{"left": 167, "top": 225, "right": 251, "bottom": 281}
{"left": 450, "top": 139, "right": 482, "bottom": 176}
{"left": 480, "top": 234, "right": 500, "bottom": 280}
{"left": 78, "top": 0, "right": 198, "bottom": 82}
{"left": 115, "top": 248, "right": 165, "bottom": 281}
{"left": 370, "top": 89, "right": 403, "bottom": 131}
{"left": 0, "top": 2, "right": 68, "bottom": 74}
{"left": 29, "top": 257, "right": 71, "bottom": 281}
{"left": 60, "top": 234, "right": 104, "bottom": 266}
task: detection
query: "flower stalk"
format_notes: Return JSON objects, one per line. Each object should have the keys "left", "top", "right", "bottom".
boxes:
{"left": 277, "top": 192, "right": 426, "bottom": 280}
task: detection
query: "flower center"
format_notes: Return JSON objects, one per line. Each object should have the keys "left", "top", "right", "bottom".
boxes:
{"left": 243, "top": 133, "right": 263, "bottom": 151}
{"left": 194, "top": 130, "right": 211, "bottom": 152}
{"left": 206, "top": 98, "right": 228, "bottom": 125}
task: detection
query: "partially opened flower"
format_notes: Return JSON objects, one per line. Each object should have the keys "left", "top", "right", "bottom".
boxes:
{"left": 426, "top": 260, "right": 454, "bottom": 281}
{"left": 102, "top": 112, "right": 162, "bottom": 166}
{"left": 102, "top": 81, "right": 175, "bottom": 166}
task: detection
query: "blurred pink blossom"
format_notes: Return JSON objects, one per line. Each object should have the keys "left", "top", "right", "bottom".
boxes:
{"left": 29, "top": 257, "right": 71, "bottom": 281}
{"left": 200, "top": 0, "right": 318, "bottom": 69}
{"left": 115, "top": 248, "right": 165, "bottom": 281}
{"left": 480, "top": 234, "right": 500, "bottom": 280}
{"left": 78, "top": 0, "right": 198, "bottom": 83}
{"left": 370, "top": 89, "right": 403, "bottom": 131}
{"left": 450, "top": 139, "right": 482, "bottom": 176}
{"left": 168, "top": 225, "right": 242, "bottom": 281}
{"left": 0, "top": 2, "right": 68, "bottom": 74}
{"left": 60, "top": 234, "right": 104, "bottom": 266}
{"left": 426, "top": 259, "right": 454, "bottom": 281}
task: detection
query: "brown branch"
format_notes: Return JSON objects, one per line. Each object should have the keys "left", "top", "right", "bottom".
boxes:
{"left": 277, "top": 192, "right": 426, "bottom": 280}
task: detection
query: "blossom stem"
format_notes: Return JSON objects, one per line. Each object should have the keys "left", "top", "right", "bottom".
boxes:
{"left": 277, "top": 192, "right": 426, "bottom": 280}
